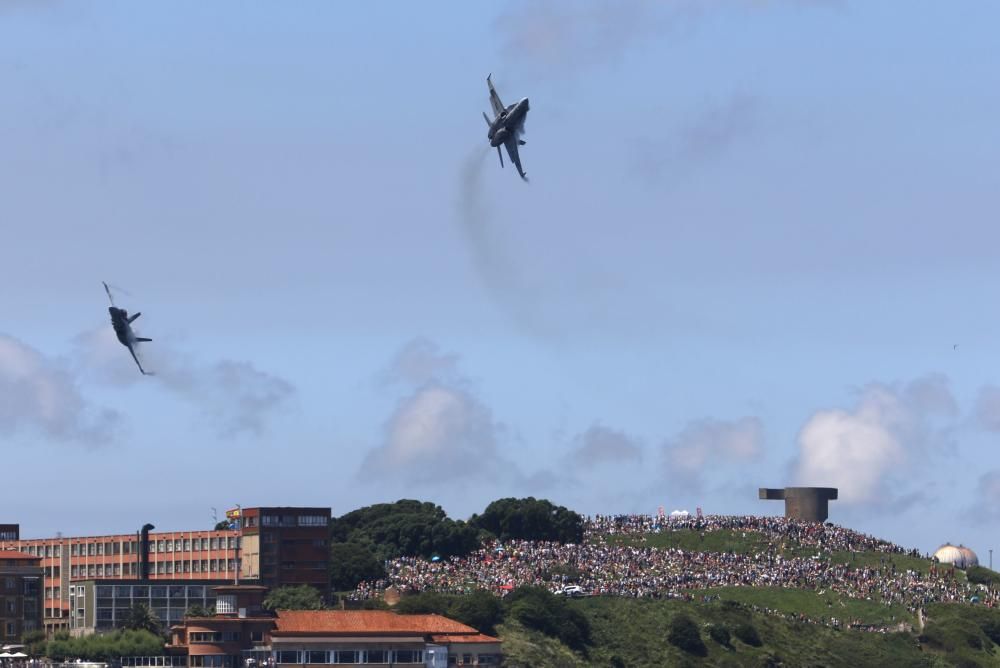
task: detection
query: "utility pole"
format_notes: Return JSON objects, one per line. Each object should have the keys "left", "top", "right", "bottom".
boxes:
{"left": 990, "top": 549, "right": 993, "bottom": 571}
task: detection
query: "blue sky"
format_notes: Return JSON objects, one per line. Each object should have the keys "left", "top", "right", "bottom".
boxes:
{"left": 1, "top": 1, "right": 999, "bottom": 557}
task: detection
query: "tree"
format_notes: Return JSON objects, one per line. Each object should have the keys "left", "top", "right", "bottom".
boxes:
{"left": 329, "top": 500, "right": 479, "bottom": 562}
{"left": 45, "top": 629, "right": 163, "bottom": 661}
{"left": 667, "top": 614, "right": 707, "bottom": 657}
{"left": 330, "top": 542, "right": 385, "bottom": 591}
{"left": 395, "top": 591, "right": 452, "bottom": 616}
{"left": 448, "top": 590, "right": 504, "bottom": 636}
{"left": 263, "top": 585, "right": 324, "bottom": 611}
{"left": 123, "top": 602, "right": 161, "bottom": 634}
{"left": 22, "top": 628, "right": 46, "bottom": 657}
{"left": 470, "top": 497, "right": 584, "bottom": 544}
{"left": 185, "top": 603, "right": 215, "bottom": 618}
{"left": 505, "top": 586, "right": 590, "bottom": 651}
{"left": 214, "top": 521, "right": 232, "bottom": 531}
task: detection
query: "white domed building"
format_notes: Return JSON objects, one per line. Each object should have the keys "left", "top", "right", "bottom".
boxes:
{"left": 933, "top": 543, "right": 979, "bottom": 569}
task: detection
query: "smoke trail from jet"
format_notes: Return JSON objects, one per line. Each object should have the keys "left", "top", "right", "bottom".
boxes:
{"left": 456, "top": 146, "right": 552, "bottom": 337}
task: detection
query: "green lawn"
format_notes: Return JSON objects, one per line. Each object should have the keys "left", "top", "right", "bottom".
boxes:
{"left": 602, "top": 529, "right": 793, "bottom": 555}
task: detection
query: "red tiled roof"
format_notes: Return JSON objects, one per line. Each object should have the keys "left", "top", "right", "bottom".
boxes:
{"left": 0, "top": 551, "right": 40, "bottom": 561}
{"left": 273, "top": 611, "right": 478, "bottom": 636}
{"left": 430, "top": 634, "right": 500, "bottom": 644}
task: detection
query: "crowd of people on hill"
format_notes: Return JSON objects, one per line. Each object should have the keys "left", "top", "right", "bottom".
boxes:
{"left": 349, "top": 514, "right": 993, "bottom": 618}
{"left": 586, "top": 513, "right": 922, "bottom": 558}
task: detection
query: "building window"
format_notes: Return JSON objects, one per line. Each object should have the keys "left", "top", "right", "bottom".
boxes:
{"left": 393, "top": 651, "right": 422, "bottom": 664}
{"left": 5, "top": 622, "right": 14, "bottom": 636}
{"left": 183, "top": 539, "right": 191, "bottom": 552}
{"left": 305, "top": 651, "right": 327, "bottom": 664}
{"left": 276, "top": 651, "right": 300, "bottom": 664}
{"left": 297, "top": 516, "right": 327, "bottom": 527}
{"left": 331, "top": 651, "right": 358, "bottom": 664}
{"left": 210, "top": 538, "right": 219, "bottom": 550}
{"left": 364, "top": 652, "right": 386, "bottom": 664}
{"left": 6, "top": 600, "right": 16, "bottom": 613}
{"left": 174, "top": 539, "right": 182, "bottom": 552}
{"left": 54, "top": 545, "right": 62, "bottom": 557}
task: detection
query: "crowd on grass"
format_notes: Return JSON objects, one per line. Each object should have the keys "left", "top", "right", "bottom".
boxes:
{"left": 350, "top": 515, "right": 997, "bottom": 618}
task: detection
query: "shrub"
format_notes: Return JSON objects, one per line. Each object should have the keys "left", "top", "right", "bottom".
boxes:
{"left": 395, "top": 591, "right": 451, "bottom": 615}
{"left": 708, "top": 624, "right": 732, "bottom": 647}
{"left": 981, "top": 619, "right": 1000, "bottom": 645}
{"left": 967, "top": 566, "right": 1000, "bottom": 587}
{"left": 667, "top": 614, "right": 707, "bottom": 657}
{"left": 506, "top": 586, "right": 591, "bottom": 651}
{"left": 733, "top": 622, "right": 763, "bottom": 647}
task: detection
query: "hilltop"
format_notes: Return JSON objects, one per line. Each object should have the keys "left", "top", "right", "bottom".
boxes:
{"left": 341, "top": 508, "right": 1000, "bottom": 667}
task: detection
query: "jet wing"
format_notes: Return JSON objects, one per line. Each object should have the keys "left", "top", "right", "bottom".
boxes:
{"left": 503, "top": 136, "right": 527, "bottom": 181}
{"left": 487, "top": 74, "right": 505, "bottom": 118}
{"left": 126, "top": 342, "right": 151, "bottom": 375}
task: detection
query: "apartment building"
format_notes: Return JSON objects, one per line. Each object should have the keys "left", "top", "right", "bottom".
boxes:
{"left": 0, "top": 551, "right": 42, "bottom": 644}
{"left": 0, "top": 506, "right": 331, "bottom": 635}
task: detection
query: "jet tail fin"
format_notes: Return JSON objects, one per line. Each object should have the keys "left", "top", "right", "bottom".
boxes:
{"left": 128, "top": 312, "right": 142, "bottom": 323}
{"left": 497, "top": 146, "right": 504, "bottom": 168}
{"left": 135, "top": 337, "right": 152, "bottom": 342}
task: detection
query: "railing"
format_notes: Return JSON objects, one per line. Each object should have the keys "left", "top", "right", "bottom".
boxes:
{"left": 117, "top": 657, "right": 188, "bottom": 667}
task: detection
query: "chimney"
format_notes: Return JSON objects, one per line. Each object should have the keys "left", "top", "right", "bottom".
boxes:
{"left": 140, "top": 523, "right": 155, "bottom": 579}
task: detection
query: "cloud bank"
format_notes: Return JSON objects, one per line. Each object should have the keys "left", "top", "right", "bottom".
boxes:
{"left": 794, "top": 375, "right": 956, "bottom": 505}
{"left": 361, "top": 339, "right": 515, "bottom": 486}
{"left": 0, "top": 333, "right": 119, "bottom": 445}
{"left": 662, "top": 416, "right": 764, "bottom": 490}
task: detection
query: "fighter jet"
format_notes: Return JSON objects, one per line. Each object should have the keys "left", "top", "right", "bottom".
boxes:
{"left": 103, "top": 282, "right": 153, "bottom": 375}
{"left": 483, "top": 74, "right": 530, "bottom": 181}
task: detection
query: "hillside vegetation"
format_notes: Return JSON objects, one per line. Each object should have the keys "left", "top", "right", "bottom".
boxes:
{"left": 499, "top": 596, "right": 1000, "bottom": 667}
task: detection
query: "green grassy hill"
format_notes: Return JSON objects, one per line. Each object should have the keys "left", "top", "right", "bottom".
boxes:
{"left": 499, "top": 596, "right": 1000, "bottom": 667}
{"left": 500, "top": 528, "right": 993, "bottom": 666}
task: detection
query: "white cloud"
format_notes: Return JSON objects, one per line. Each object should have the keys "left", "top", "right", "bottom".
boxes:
{"left": 381, "top": 337, "right": 460, "bottom": 387}
{"left": 662, "top": 416, "right": 764, "bottom": 489}
{"left": 73, "top": 327, "right": 294, "bottom": 438}
{"left": 794, "top": 375, "right": 956, "bottom": 505}
{"left": 0, "top": 333, "right": 118, "bottom": 444}
{"left": 361, "top": 383, "right": 506, "bottom": 484}
{"left": 361, "top": 339, "right": 519, "bottom": 490}
{"left": 569, "top": 424, "right": 642, "bottom": 469}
